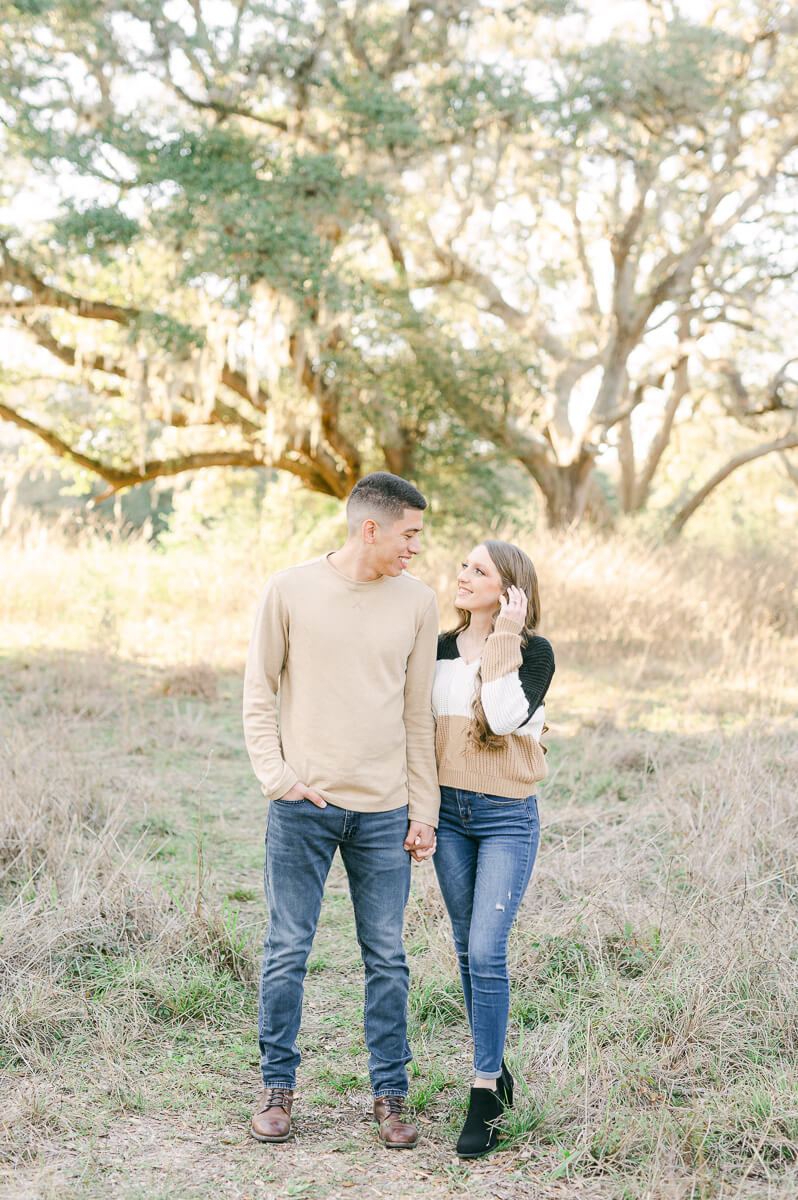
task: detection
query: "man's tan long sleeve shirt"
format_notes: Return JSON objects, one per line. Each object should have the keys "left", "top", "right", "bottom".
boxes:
{"left": 243, "top": 555, "right": 441, "bottom": 827}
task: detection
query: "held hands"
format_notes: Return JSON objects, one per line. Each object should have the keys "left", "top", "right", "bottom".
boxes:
{"left": 278, "top": 791, "right": 435, "bottom": 859}
{"left": 404, "top": 820, "right": 436, "bottom": 863}
{"left": 498, "top": 585, "right": 527, "bottom": 629}
{"left": 279, "top": 781, "right": 327, "bottom": 807}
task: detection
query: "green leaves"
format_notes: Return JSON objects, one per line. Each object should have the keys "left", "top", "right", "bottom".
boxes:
{"left": 331, "top": 70, "right": 425, "bottom": 151}
{"left": 550, "top": 19, "right": 745, "bottom": 148}
{"left": 109, "top": 124, "right": 357, "bottom": 300}
{"left": 49, "top": 206, "right": 140, "bottom": 261}
{"left": 9, "top": 0, "right": 56, "bottom": 13}
{"left": 2, "top": 0, "right": 797, "bottom": 526}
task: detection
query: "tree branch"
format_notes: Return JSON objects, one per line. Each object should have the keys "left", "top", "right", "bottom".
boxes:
{"left": 288, "top": 328, "right": 361, "bottom": 489}
{"left": 0, "top": 397, "right": 263, "bottom": 482}
{"left": 667, "top": 433, "right": 798, "bottom": 537}
{"left": 634, "top": 354, "right": 689, "bottom": 508}
{"left": 0, "top": 400, "right": 348, "bottom": 497}
{"left": 423, "top": 224, "right": 570, "bottom": 361}
{"left": 0, "top": 239, "right": 137, "bottom": 324}
{"left": 779, "top": 450, "right": 798, "bottom": 492}
{"left": 1, "top": 243, "right": 272, "bottom": 410}
{"left": 17, "top": 317, "right": 264, "bottom": 434}
{"left": 636, "top": 132, "right": 798, "bottom": 339}
{"left": 384, "top": 0, "right": 424, "bottom": 74}
{"left": 163, "top": 76, "right": 304, "bottom": 139}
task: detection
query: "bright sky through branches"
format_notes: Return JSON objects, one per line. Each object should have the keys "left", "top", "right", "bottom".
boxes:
{"left": 1, "top": 0, "right": 796, "bottom": 526}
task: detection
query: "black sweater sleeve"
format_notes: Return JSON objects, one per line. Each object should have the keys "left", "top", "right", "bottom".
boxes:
{"left": 518, "top": 635, "right": 555, "bottom": 718}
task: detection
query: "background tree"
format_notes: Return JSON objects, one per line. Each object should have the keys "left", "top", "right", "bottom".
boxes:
{"left": 1, "top": 0, "right": 497, "bottom": 501}
{"left": 384, "top": 0, "right": 798, "bottom": 524}
{"left": 1, "top": 0, "right": 796, "bottom": 527}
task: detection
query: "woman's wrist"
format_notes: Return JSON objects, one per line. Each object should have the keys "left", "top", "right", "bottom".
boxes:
{"left": 493, "top": 612, "right": 524, "bottom": 636}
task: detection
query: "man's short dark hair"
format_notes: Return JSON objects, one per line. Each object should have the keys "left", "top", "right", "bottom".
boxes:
{"left": 346, "top": 472, "right": 427, "bottom": 531}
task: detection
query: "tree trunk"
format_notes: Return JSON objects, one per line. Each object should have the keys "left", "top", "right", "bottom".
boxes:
{"left": 382, "top": 426, "right": 417, "bottom": 479}
{"left": 521, "top": 448, "right": 600, "bottom": 528}
{"left": 618, "top": 414, "right": 636, "bottom": 512}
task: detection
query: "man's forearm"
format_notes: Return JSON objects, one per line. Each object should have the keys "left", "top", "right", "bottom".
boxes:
{"left": 243, "top": 579, "right": 296, "bottom": 798}
{"left": 242, "top": 681, "right": 298, "bottom": 799}
{"left": 404, "top": 595, "right": 441, "bottom": 827}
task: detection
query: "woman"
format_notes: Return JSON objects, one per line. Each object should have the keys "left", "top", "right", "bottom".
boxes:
{"left": 431, "top": 540, "right": 554, "bottom": 1157}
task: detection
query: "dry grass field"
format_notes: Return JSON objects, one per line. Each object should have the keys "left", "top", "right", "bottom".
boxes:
{"left": 1, "top": 519, "right": 797, "bottom": 1200}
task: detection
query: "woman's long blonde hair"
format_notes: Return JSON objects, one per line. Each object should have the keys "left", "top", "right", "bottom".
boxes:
{"left": 446, "top": 540, "right": 541, "bottom": 751}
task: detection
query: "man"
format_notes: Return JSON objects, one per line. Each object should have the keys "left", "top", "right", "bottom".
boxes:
{"left": 243, "top": 472, "right": 440, "bottom": 1149}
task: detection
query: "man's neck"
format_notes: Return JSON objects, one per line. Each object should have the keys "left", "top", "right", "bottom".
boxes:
{"left": 328, "top": 543, "right": 382, "bottom": 582}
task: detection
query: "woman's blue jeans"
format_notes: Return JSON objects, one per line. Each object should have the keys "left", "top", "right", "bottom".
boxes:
{"left": 259, "top": 797, "right": 412, "bottom": 1097}
{"left": 433, "top": 785, "right": 540, "bottom": 1078}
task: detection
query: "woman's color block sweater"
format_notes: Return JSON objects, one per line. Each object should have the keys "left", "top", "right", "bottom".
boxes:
{"left": 432, "top": 613, "right": 555, "bottom": 799}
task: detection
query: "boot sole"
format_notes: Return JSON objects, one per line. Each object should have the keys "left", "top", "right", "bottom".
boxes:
{"left": 377, "top": 1129, "right": 420, "bottom": 1149}
{"left": 251, "top": 1128, "right": 292, "bottom": 1143}
{"left": 376, "top": 1125, "right": 419, "bottom": 1149}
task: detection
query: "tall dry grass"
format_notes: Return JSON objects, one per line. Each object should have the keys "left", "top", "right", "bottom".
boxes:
{"left": 3, "top": 520, "right": 795, "bottom": 680}
{"left": 416, "top": 531, "right": 797, "bottom": 1194}
{"left": 1, "top": 521, "right": 796, "bottom": 1197}
{"left": 0, "top": 649, "right": 253, "bottom": 1173}
{"left": 410, "top": 716, "right": 798, "bottom": 1181}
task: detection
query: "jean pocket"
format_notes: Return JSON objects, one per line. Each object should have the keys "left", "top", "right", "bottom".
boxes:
{"left": 272, "top": 795, "right": 307, "bottom": 806}
{"left": 478, "top": 791, "right": 526, "bottom": 806}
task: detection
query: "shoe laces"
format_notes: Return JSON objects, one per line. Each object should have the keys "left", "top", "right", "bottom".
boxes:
{"left": 263, "top": 1087, "right": 291, "bottom": 1109}
{"left": 381, "top": 1095, "right": 408, "bottom": 1117}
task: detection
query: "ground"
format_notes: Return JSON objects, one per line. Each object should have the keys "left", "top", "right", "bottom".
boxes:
{"left": 2, "top": 533, "right": 797, "bottom": 1199}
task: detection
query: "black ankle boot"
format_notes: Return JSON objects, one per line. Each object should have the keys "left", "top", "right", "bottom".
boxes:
{"left": 456, "top": 1087, "right": 504, "bottom": 1158}
{"left": 496, "top": 1059, "right": 514, "bottom": 1108}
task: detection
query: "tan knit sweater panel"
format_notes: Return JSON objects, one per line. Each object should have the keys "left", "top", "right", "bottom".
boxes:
{"left": 243, "top": 555, "right": 441, "bottom": 826}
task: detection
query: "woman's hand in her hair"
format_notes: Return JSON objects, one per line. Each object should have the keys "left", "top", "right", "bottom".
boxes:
{"left": 498, "top": 585, "right": 527, "bottom": 628}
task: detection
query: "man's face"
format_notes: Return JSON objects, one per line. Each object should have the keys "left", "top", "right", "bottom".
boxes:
{"left": 371, "top": 508, "right": 424, "bottom": 577}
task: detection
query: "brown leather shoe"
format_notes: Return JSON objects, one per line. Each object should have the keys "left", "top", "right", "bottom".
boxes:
{"left": 373, "top": 1095, "right": 419, "bottom": 1149}
{"left": 251, "top": 1087, "right": 294, "bottom": 1142}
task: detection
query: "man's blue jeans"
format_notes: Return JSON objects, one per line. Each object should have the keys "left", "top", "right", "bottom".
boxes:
{"left": 259, "top": 798, "right": 412, "bottom": 1097}
{"left": 433, "top": 785, "right": 540, "bottom": 1078}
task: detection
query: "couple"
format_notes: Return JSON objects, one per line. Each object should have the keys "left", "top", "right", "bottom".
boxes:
{"left": 243, "top": 472, "right": 554, "bottom": 1158}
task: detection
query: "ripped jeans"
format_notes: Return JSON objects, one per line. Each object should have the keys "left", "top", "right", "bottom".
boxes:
{"left": 433, "top": 786, "right": 540, "bottom": 1078}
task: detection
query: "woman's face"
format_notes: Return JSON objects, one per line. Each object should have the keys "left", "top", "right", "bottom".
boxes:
{"left": 456, "top": 544, "right": 505, "bottom": 615}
